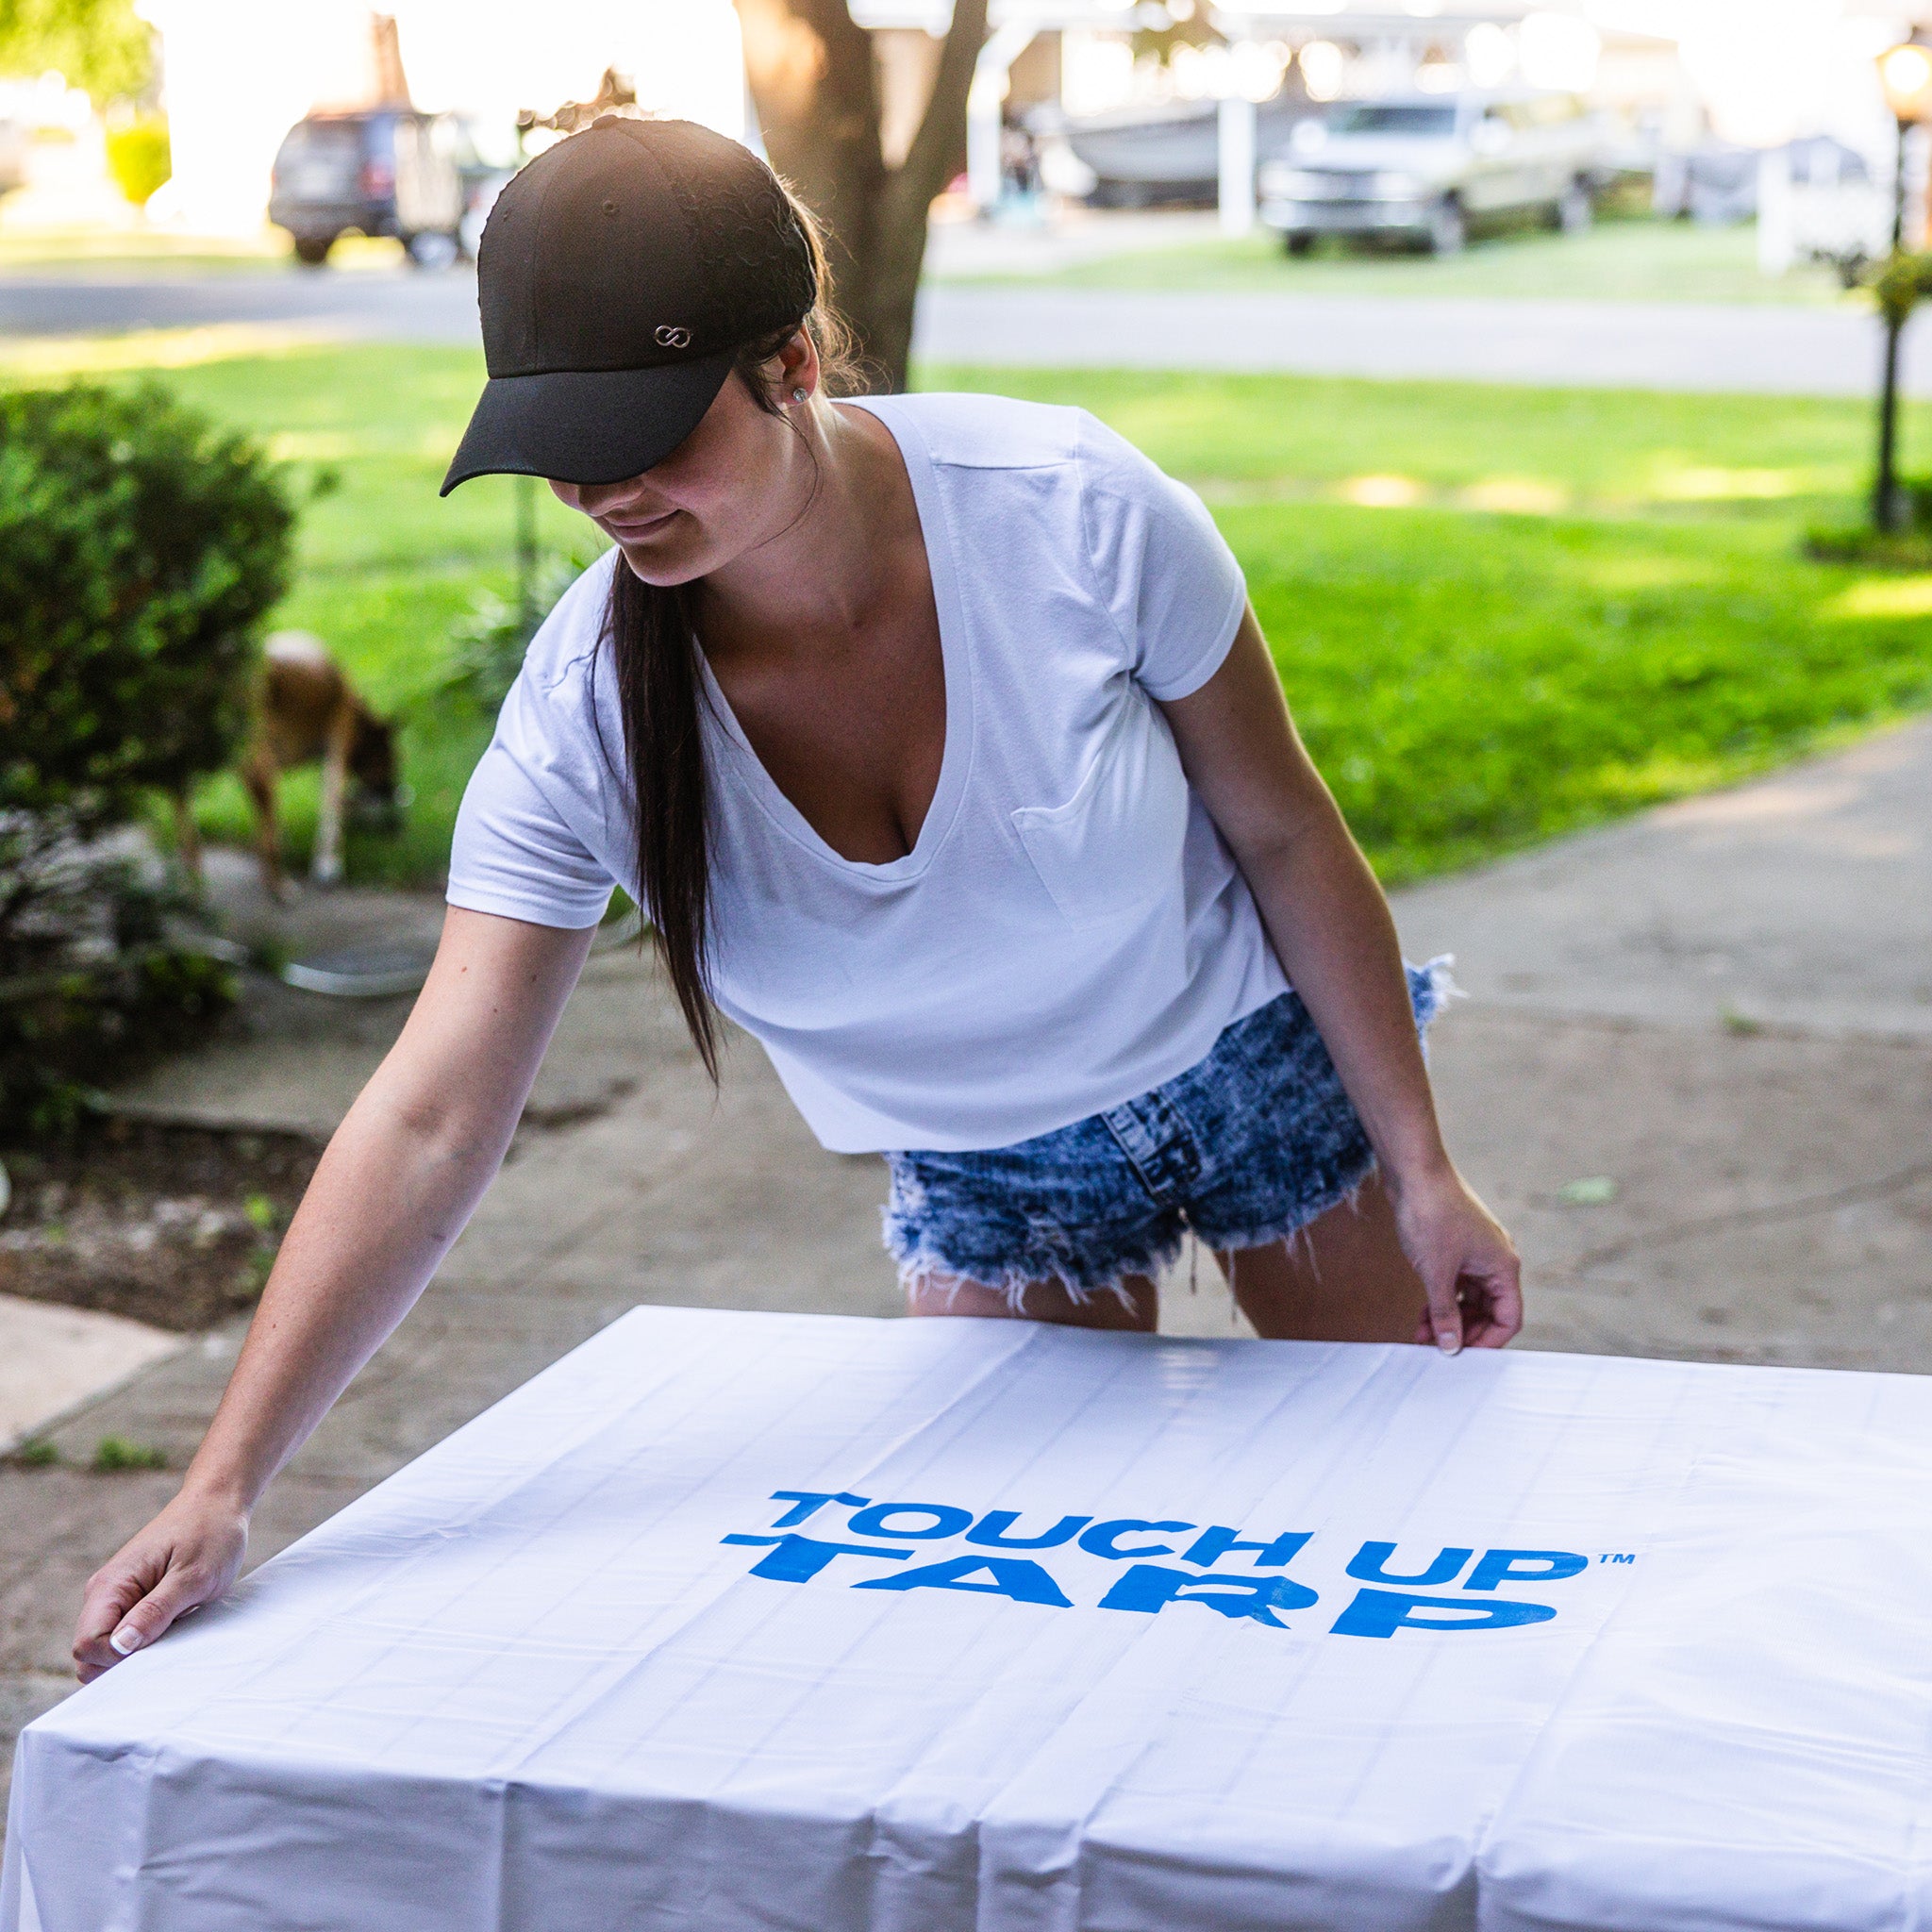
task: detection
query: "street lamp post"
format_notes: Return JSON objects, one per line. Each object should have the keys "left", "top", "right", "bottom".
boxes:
{"left": 1874, "top": 40, "right": 1932, "bottom": 531}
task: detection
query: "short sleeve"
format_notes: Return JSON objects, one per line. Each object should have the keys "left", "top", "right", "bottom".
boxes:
{"left": 446, "top": 665, "right": 619, "bottom": 931}
{"left": 1075, "top": 412, "right": 1247, "bottom": 702}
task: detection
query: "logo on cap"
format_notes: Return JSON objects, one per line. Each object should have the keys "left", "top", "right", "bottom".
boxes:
{"left": 656, "top": 325, "right": 692, "bottom": 349}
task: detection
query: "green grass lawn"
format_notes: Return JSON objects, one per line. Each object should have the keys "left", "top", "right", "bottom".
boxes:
{"left": 6, "top": 340, "right": 596, "bottom": 883}
{"left": 4, "top": 333, "right": 1929, "bottom": 889}
{"left": 935, "top": 212, "right": 1859, "bottom": 307}
{"left": 1231, "top": 503, "right": 1931, "bottom": 878}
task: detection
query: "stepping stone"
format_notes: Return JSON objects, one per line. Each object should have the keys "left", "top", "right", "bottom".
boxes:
{"left": 0, "top": 1295, "right": 181, "bottom": 1453}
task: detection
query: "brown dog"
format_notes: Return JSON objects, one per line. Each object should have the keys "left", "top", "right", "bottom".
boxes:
{"left": 175, "top": 631, "right": 399, "bottom": 897}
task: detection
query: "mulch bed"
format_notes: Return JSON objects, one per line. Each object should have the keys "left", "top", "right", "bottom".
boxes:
{"left": 0, "top": 1119, "right": 321, "bottom": 1332}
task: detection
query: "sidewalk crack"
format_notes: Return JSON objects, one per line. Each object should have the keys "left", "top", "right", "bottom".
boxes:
{"left": 1556, "top": 1156, "right": 1932, "bottom": 1277}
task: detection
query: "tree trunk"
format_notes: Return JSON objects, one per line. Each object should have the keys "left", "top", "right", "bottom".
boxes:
{"left": 737, "top": 0, "right": 989, "bottom": 392}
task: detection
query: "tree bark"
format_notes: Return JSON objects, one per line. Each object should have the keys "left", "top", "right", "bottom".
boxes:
{"left": 737, "top": 0, "right": 989, "bottom": 392}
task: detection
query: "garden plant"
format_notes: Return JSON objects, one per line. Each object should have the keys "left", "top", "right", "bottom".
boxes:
{"left": 0, "top": 380, "right": 292, "bottom": 1130}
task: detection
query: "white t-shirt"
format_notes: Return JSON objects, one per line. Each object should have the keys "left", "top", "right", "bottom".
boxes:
{"left": 447, "top": 392, "right": 1290, "bottom": 1152}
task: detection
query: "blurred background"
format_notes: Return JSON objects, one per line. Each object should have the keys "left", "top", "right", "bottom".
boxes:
{"left": 6, "top": 0, "right": 1927, "bottom": 895}
{"left": 4, "top": 0, "right": 1932, "bottom": 1796}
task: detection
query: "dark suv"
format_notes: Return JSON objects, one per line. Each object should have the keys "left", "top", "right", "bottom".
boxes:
{"left": 270, "top": 109, "right": 480, "bottom": 267}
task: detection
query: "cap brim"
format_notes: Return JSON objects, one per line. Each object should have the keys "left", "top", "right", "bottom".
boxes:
{"left": 440, "top": 350, "right": 736, "bottom": 495}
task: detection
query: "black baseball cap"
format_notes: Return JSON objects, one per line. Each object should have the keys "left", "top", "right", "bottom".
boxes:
{"left": 441, "top": 117, "right": 818, "bottom": 495}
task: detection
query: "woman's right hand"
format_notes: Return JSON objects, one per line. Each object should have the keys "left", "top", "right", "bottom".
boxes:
{"left": 67, "top": 912, "right": 596, "bottom": 1687}
{"left": 72, "top": 1489, "right": 248, "bottom": 1683}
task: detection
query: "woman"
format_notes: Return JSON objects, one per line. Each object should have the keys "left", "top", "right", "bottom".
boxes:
{"left": 74, "top": 118, "right": 1519, "bottom": 1681}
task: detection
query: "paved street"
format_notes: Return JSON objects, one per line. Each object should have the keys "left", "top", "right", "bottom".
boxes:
{"left": 4, "top": 264, "right": 1930, "bottom": 394}
{"left": 0, "top": 265, "right": 480, "bottom": 342}
{"left": 916, "top": 286, "right": 1932, "bottom": 395}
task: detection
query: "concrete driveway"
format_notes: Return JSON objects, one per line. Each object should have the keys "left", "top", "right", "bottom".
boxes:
{"left": 4, "top": 718, "right": 1930, "bottom": 1820}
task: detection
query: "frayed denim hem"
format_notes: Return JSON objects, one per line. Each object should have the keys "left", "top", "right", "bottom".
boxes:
{"left": 882, "top": 962, "right": 1456, "bottom": 1319}
{"left": 1195, "top": 1158, "right": 1374, "bottom": 1267}
{"left": 883, "top": 1158, "right": 1368, "bottom": 1315}
{"left": 884, "top": 1164, "right": 1362, "bottom": 1316}
{"left": 884, "top": 1218, "right": 1191, "bottom": 1315}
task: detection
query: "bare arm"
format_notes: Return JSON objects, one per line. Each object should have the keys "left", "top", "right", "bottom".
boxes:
{"left": 1160, "top": 607, "right": 1521, "bottom": 1352}
{"left": 73, "top": 908, "right": 598, "bottom": 1679}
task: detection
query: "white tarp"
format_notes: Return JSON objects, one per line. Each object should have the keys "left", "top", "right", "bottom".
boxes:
{"left": 7, "top": 1307, "right": 1931, "bottom": 1931}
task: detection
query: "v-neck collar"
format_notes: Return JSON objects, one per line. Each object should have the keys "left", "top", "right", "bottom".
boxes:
{"left": 696, "top": 394, "right": 974, "bottom": 885}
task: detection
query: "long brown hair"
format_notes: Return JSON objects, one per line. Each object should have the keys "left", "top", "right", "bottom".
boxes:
{"left": 601, "top": 192, "right": 858, "bottom": 1080}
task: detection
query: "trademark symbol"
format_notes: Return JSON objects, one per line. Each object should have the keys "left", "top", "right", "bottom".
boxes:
{"left": 1598, "top": 1553, "right": 1636, "bottom": 1565}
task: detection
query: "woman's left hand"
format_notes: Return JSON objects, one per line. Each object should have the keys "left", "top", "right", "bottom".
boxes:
{"left": 1388, "top": 1169, "right": 1523, "bottom": 1354}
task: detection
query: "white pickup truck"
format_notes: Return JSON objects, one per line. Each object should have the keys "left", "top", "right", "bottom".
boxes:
{"left": 1257, "top": 92, "right": 1607, "bottom": 256}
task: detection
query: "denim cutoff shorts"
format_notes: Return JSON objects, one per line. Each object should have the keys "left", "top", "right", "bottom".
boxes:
{"left": 883, "top": 961, "right": 1450, "bottom": 1303}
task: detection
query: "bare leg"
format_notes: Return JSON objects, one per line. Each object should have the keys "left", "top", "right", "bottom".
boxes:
{"left": 1218, "top": 1171, "right": 1428, "bottom": 1343}
{"left": 907, "top": 1272, "right": 1158, "bottom": 1332}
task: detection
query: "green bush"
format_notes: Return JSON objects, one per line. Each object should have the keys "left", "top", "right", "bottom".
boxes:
{"left": 106, "top": 117, "right": 171, "bottom": 209}
{"left": 0, "top": 382, "right": 293, "bottom": 1133}
{"left": 0, "top": 0, "right": 152, "bottom": 108}
{"left": 1, "top": 381, "right": 293, "bottom": 824}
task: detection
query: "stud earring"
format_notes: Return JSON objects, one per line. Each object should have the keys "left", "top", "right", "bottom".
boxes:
{"left": 791, "top": 386, "right": 809, "bottom": 403}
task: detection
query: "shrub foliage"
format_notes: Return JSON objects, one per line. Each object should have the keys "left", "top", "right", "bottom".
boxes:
{"left": 0, "top": 382, "right": 294, "bottom": 1132}
{"left": 446, "top": 553, "right": 595, "bottom": 714}
{"left": 0, "top": 0, "right": 152, "bottom": 107}
{"left": 1, "top": 381, "right": 292, "bottom": 824}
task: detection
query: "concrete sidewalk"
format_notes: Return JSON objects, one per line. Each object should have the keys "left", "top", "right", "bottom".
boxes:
{"left": 5, "top": 718, "right": 1929, "bottom": 1809}
{"left": 1390, "top": 717, "right": 1932, "bottom": 1371}
{"left": 0, "top": 1298, "right": 180, "bottom": 1451}
{"left": 1396, "top": 720, "right": 1932, "bottom": 1041}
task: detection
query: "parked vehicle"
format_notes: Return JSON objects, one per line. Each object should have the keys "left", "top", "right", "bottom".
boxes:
{"left": 1058, "top": 97, "right": 1310, "bottom": 209}
{"left": 1654, "top": 135, "right": 1874, "bottom": 228}
{"left": 270, "top": 109, "right": 482, "bottom": 267}
{"left": 1257, "top": 92, "right": 1606, "bottom": 255}
{"left": 1650, "top": 141, "right": 1758, "bottom": 226}
{"left": 1777, "top": 140, "right": 1886, "bottom": 285}
{"left": 458, "top": 167, "right": 514, "bottom": 262}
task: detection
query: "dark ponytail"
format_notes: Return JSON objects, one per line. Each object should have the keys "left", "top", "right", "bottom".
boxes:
{"left": 607, "top": 566, "right": 716, "bottom": 1074}
{"left": 602, "top": 189, "right": 857, "bottom": 1082}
